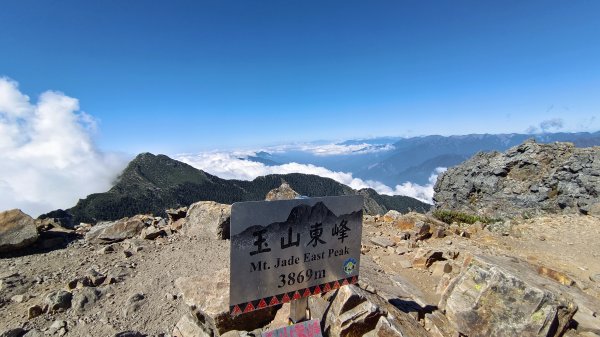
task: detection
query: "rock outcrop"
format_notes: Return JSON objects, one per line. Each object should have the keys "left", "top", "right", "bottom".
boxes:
{"left": 265, "top": 182, "right": 300, "bottom": 201}
{"left": 85, "top": 215, "right": 153, "bottom": 243}
{"left": 0, "top": 209, "right": 39, "bottom": 253}
{"left": 434, "top": 140, "right": 600, "bottom": 218}
{"left": 182, "top": 201, "right": 231, "bottom": 240}
{"left": 439, "top": 255, "right": 578, "bottom": 337}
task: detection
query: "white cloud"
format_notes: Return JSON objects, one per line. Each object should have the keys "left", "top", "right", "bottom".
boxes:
{"left": 176, "top": 151, "right": 443, "bottom": 204}
{"left": 0, "top": 77, "right": 127, "bottom": 217}
{"left": 299, "top": 143, "right": 395, "bottom": 156}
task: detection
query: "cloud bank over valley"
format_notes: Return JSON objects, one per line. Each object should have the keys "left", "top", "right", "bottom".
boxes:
{"left": 176, "top": 151, "right": 443, "bottom": 204}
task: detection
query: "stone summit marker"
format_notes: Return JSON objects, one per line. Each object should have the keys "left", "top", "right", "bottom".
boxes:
{"left": 229, "top": 195, "right": 363, "bottom": 316}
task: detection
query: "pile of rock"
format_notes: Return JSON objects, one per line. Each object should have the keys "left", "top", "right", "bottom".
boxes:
{"left": 434, "top": 140, "right": 600, "bottom": 218}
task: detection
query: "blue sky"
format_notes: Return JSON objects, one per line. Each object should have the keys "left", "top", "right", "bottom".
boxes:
{"left": 1, "top": 0, "right": 599, "bottom": 153}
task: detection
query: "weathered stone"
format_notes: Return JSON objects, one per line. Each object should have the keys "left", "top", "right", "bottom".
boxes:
{"left": 434, "top": 140, "right": 600, "bottom": 218}
{"left": 265, "top": 182, "right": 300, "bottom": 201}
{"left": 172, "top": 311, "right": 212, "bottom": 337}
{"left": 166, "top": 207, "right": 188, "bottom": 223}
{"left": 73, "top": 287, "right": 102, "bottom": 313}
{"left": 10, "top": 294, "right": 28, "bottom": 303}
{"left": 589, "top": 274, "right": 600, "bottom": 283}
{"left": 382, "top": 210, "right": 402, "bottom": 222}
{"left": 321, "top": 285, "right": 430, "bottom": 337}
{"left": 439, "top": 255, "right": 578, "bottom": 337}
{"left": 412, "top": 249, "right": 444, "bottom": 269}
{"left": 86, "top": 268, "right": 107, "bottom": 286}
{"left": 0, "top": 209, "right": 39, "bottom": 253}
{"left": 86, "top": 215, "right": 150, "bottom": 243}
{"left": 431, "top": 261, "right": 452, "bottom": 278}
{"left": 537, "top": 266, "right": 575, "bottom": 286}
{"left": 413, "top": 221, "right": 431, "bottom": 240}
{"left": 22, "top": 329, "right": 43, "bottom": 337}
{"left": 122, "top": 293, "right": 145, "bottom": 318}
{"left": 48, "top": 320, "right": 67, "bottom": 336}
{"left": 28, "top": 304, "right": 44, "bottom": 319}
{"left": 175, "top": 269, "right": 277, "bottom": 335}
{"left": 424, "top": 311, "right": 458, "bottom": 337}
{"left": 140, "top": 225, "right": 163, "bottom": 240}
{"left": 370, "top": 237, "right": 395, "bottom": 248}
{"left": 44, "top": 290, "right": 72, "bottom": 313}
{"left": 183, "top": 201, "right": 231, "bottom": 240}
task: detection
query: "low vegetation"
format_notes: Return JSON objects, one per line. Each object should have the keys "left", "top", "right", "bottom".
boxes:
{"left": 432, "top": 209, "right": 495, "bottom": 225}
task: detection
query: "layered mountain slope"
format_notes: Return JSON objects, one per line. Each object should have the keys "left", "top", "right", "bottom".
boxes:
{"left": 65, "top": 153, "right": 430, "bottom": 223}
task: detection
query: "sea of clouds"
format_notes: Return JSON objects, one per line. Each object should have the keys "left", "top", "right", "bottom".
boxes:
{"left": 0, "top": 77, "right": 441, "bottom": 217}
{"left": 176, "top": 151, "right": 445, "bottom": 204}
{"left": 0, "top": 78, "right": 126, "bottom": 217}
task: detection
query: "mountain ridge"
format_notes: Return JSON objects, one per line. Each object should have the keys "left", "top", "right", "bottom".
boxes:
{"left": 56, "top": 153, "right": 430, "bottom": 224}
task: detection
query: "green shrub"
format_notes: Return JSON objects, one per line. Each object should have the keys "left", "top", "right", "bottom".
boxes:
{"left": 432, "top": 209, "right": 494, "bottom": 225}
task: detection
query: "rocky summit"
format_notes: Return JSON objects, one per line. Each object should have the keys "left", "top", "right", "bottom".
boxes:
{"left": 1, "top": 141, "right": 600, "bottom": 337}
{"left": 434, "top": 140, "right": 600, "bottom": 218}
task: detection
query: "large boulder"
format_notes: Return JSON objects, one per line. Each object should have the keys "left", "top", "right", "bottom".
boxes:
{"left": 308, "top": 285, "right": 430, "bottom": 337}
{"left": 175, "top": 269, "right": 277, "bottom": 335}
{"left": 439, "top": 254, "right": 578, "bottom": 337}
{"left": 85, "top": 215, "right": 150, "bottom": 243}
{"left": 182, "top": 201, "right": 231, "bottom": 240}
{"left": 434, "top": 140, "right": 600, "bottom": 218}
{"left": 0, "top": 209, "right": 39, "bottom": 253}
{"left": 265, "top": 182, "right": 300, "bottom": 201}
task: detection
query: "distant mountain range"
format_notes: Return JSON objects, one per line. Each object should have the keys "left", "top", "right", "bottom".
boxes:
{"left": 53, "top": 153, "right": 430, "bottom": 224}
{"left": 249, "top": 131, "right": 600, "bottom": 186}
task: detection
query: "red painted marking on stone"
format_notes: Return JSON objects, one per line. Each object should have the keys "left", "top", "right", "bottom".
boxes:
{"left": 244, "top": 302, "right": 255, "bottom": 313}
{"left": 302, "top": 288, "right": 311, "bottom": 297}
{"left": 333, "top": 281, "right": 341, "bottom": 289}
{"left": 269, "top": 296, "right": 280, "bottom": 306}
{"left": 323, "top": 282, "right": 331, "bottom": 292}
{"left": 232, "top": 305, "right": 242, "bottom": 315}
{"left": 282, "top": 293, "right": 291, "bottom": 303}
{"left": 351, "top": 276, "right": 358, "bottom": 284}
{"left": 292, "top": 291, "right": 302, "bottom": 300}
{"left": 257, "top": 298, "right": 268, "bottom": 309}
{"left": 313, "top": 285, "right": 321, "bottom": 294}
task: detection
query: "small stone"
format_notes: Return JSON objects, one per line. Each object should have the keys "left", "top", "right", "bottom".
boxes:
{"left": 589, "top": 273, "right": 600, "bottom": 283}
{"left": 431, "top": 261, "right": 452, "bottom": 278}
{"left": 395, "top": 247, "right": 408, "bottom": 255}
{"left": 412, "top": 249, "right": 444, "bottom": 269}
{"left": 28, "top": 304, "right": 44, "bottom": 319}
{"left": 98, "top": 244, "right": 116, "bottom": 254}
{"left": 446, "top": 240, "right": 453, "bottom": 245}
{"left": 370, "top": 237, "right": 395, "bottom": 248}
{"left": 123, "top": 250, "right": 133, "bottom": 258}
{"left": 397, "top": 257, "right": 412, "bottom": 269}
{"left": 539, "top": 235, "right": 546, "bottom": 241}
{"left": 44, "top": 290, "right": 72, "bottom": 313}
{"left": 22, "top": 329, "right": 43, "bottom": 337}
{"left": 10, "top": 294, "right": 28, "bottom": 303}
{"left": 48, "top": 320, "right": 67, "bottom": 336}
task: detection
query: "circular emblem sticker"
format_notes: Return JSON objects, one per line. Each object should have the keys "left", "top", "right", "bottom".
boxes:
{"left": 343, "top": 258, "right": 357, "bottom": 275}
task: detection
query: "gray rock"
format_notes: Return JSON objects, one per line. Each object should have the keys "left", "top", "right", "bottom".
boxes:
{"left": 172, "top": 311, "right": 212, "bottom": 337}
{"left": 22, "top": 329, "right": 43, "bottom": 337}
{"left": 0, "top": 209, "right": 39, "bottom": 253}
{"left": 28, "top": 304, "right": 43, "bottom": 319}
{"left": 589, "top": 274, "right": 600, "bottom": 283}
{"left": 265, "top": 182, "right": 300, "bottom": 201}
{"left": 73, "top": 287, "right": 102, "bottom": 313}
{"left": 47, "top": 320, "right": 67, "bottom": 336}
{"left": 86, "top": 215, "right": 150, "bottom": 243}
{"left": 123, "top": 293, "right": 146, "bottom": 318}
{"left": 370, "top": 237, "right": 394, "bottom": 248}
{"left": 183, "top": 201, "right": 231, "bottom": 240}
{"left": 439, "top": 254, "right": 577, "bottom": 337}
{"left": 320, "top": 285, "right": 430, "bottom": 337}
{"left": 44, "top": 290, "right": 72, "bottom": 313}
{"left": 434, "top": 140, "right": 600, "bottom": 218}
